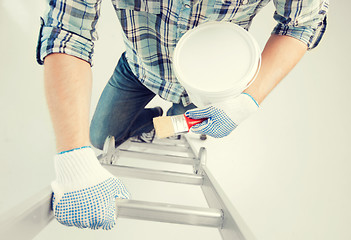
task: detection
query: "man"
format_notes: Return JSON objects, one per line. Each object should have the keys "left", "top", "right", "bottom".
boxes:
{"left": 37, "top": 0, "right": 329, "bottom": 230}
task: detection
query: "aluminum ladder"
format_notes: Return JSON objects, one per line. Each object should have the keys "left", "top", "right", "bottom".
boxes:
{"left": 0, "top": 135, "right": 255, "bottom": 240}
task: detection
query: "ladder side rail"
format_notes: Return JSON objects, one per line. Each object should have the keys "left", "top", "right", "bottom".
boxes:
{"left": 0, "top": 187, "right": 54, "bottom": 240}
{"left": 183, "top": 135, "right": 201, "bottom": 160}
{"left": 183, "top": 134, "right": 255, "bottom": 239}
{"left": 201, "top": 166, "right": 256, "bottom": 240}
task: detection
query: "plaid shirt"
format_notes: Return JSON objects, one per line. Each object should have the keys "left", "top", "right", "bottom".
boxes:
{"left": 37, "top": 0, "right": 329, "bottom": 105}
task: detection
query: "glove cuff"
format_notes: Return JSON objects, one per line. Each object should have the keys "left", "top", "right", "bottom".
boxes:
{"left": 214, "top": 93, "right": 259, "bottom": 125}
{"left": 231, "top": 93, "right": 259, "bottom": 124}
{"left": 53, "top": 147, "right": 112, "bottom": 192}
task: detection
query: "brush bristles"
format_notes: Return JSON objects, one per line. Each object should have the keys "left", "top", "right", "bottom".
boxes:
{"left": 153, "top": 116, "right": 175, "bottom": 138}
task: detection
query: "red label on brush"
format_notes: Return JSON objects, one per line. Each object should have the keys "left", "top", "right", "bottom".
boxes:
{"left": 184, "top": 115, "right": 207, "bottom": 130}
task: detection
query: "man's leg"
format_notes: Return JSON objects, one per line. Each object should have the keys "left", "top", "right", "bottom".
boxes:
{"left": 90, "top": 53, "right": 162, "bottom": 149}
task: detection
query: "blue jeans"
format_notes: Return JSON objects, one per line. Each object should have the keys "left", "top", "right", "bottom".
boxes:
{"left": 90, "top": 53, "right": 196, "bottom": 149}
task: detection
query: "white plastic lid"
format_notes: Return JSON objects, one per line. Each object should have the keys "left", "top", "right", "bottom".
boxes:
{"left": 173, "top": 21, "right": 260, "bottom": 94}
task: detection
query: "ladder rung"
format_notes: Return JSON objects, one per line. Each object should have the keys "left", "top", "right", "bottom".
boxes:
{"left": 117, "top": 199, "right": 223, "bottom": 228}
{"left": 124, "top": 141, "right": 191, "bottom": 153}
{"left": 104, "top": 164, "right": 204, "bottom": 185}
{"left": 152, "top": 137, "right": 187, "bottom": 146}
{"left": 118, "top": 149, "right": 198, "bottom": 165}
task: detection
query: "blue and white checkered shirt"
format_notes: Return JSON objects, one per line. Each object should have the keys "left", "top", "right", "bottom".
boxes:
{"left": 37, "top": 0, "right": 329, "bottom": 106}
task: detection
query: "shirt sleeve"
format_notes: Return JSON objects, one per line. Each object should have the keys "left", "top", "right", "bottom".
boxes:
{"left": 272, "top": 0, "right": 329, "bottom": 50}
{"left": 36, "top": 0, "right": 102, "bottom": 65}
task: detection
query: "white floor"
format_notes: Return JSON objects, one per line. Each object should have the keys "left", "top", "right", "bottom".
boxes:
{"left": 1, "top": 1, "right": 351, "bottom": 240}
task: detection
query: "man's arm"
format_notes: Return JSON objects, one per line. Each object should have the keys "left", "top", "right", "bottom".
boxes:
{"left": 186, "top": 34, "right": 308, "bottom": 138}
{"left": 44, "top": 53, "right": 92, "bottom": 152}
{"left": 38, "top": 1, "right": 130, "bottom": 231}
{"left": 43, "top": 53, "right": 131, "bottom": 230}
{"left": 39, "top": 0, "right": 102, "bottom": 153}
{"left": 248, "top": 0, "right": 329, "bottom": 103}
{"left": 244, "top": 34, "right": 307, "bottom": 104}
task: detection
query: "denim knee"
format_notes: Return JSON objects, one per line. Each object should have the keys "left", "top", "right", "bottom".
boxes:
{"left": 167, "top": 103, "right": 197, "bottom": 116}
{"left": 89, "top": 123, "right": 105, "bottom": 150}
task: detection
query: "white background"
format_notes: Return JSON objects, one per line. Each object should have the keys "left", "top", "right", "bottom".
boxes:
{"left": 0, "top": 1, "right": 350, "bottom": 239}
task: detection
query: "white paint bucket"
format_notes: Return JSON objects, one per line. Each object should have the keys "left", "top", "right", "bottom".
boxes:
{"left": 173, "top": 21, "right": 261, "bottom": 107}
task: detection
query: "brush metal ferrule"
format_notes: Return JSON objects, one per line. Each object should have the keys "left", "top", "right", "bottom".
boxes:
{"left": 171, "top": 115, "right": 189, "bottom": 134}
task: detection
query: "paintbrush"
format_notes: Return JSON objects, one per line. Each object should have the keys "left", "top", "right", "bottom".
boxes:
{"left": 153, "top": 114, "right": 207, "bottom": 138}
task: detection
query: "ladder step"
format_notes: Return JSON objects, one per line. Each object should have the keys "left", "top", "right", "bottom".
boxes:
{"left": 118, "top": 149, "right": 198, "bottom": 165}
{"left": 104, "top": 164, "right": 203, "bottom": 185}
{"left": 152, "top": 137, "right": 187, "bottom": 146}
{"left": 117, "top": 199, "right": 223, "bottom": 228}
{"left": 124, "top": 141, "right": 191, "bottom": 153}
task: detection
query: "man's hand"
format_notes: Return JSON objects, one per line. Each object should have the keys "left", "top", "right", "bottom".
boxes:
{"left": 51, "top": 147, "right": 130, "bottom": 230}
{"left": 185, "top": 93, "right": 259, "bottom": 138}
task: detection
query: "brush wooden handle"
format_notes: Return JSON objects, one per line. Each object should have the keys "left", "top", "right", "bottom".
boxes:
{"left": 184, "top": 115, "right": 207, "bottom": 130}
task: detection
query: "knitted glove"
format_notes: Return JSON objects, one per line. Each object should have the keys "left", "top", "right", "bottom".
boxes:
{"left": 185, "top": 93, "right": 259, "bottom": 138}
{"left": 51, "top": 146, "right": 130, "bottom": 230}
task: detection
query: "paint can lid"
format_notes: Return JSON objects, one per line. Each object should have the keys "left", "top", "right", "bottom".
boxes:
{"left": 173, "top": 21, "right": 261, "bottom": 95}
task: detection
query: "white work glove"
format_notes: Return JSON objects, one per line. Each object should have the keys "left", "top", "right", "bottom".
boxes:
{"left": 185, "top": 93, "right": 259, "bottom": 138}
{"left": 51, "top": 146, "right": 130, "bottom": 230}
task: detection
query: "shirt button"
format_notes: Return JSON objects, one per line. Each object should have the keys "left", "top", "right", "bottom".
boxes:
{"left": 184, "top": 3, "right": 191, "bottom": 8}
